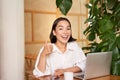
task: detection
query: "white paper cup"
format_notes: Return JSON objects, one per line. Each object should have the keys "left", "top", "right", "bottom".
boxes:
{"left": 64, "top": 72, "right": 73, "bottom": 80}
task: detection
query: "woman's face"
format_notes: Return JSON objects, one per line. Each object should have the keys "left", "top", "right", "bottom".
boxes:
{"left": 53, "top": 20, "right": 71, "bottom": 44}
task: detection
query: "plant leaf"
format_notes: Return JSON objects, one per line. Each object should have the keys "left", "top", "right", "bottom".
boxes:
{"left": 56, "top": 0, "right": 63, "bottom": 7}
{"left": 87, "top": 31, "right": 95, "bottom": 41}
{"left": 99, "top": 17, "right": 113, "bottom": 33}
{"left": 99, "top": 30, "right": 115, "bottom": 41}
{"left": 83, "top": 25, "right": 92, "bottom": 35}
{"left": 85, "top": 3, "right": 92, "bottom": 9}
{"left": 111, "top": 60, "right": 120, "bottom": 75}
{"left": 112, "top": 47, "right": 120, "bottom": 60}
{"left": 116, "top": 36, "right": 120, "bottom": 48}
{"left": 56, "top": 0, "right": 72, "bottom": 15}
{"left": 107, "top": 0, "right": 117, "bottom": 9}
{"left": 84, "top": 18, "right": 94, "bottom": 24}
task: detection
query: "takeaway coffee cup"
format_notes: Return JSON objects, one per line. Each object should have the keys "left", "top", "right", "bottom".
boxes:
{"left": 64, "top": 72, "right": 73, "bottom": 80}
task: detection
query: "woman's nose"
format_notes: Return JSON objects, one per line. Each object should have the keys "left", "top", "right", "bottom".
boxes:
{"left": 64, "top": 30, "right": 67, "bottom": 33}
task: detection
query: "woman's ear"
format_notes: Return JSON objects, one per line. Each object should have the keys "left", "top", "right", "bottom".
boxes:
{"left": 53, "top": 30, "right": 56, "bottom": 36}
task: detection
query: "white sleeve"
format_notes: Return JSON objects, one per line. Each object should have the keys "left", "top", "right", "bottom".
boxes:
{"left": 33, "top": 47, "right": 51, "bottom": 77}
{"left": 70, "top": 42, "right": 86, "bottom": 72}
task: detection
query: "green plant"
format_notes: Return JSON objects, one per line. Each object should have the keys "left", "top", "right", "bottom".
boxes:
{"left": 56, "top": 0, "right": 72, "bottom": 15}
{"left": 83, "top": 0, "right": 120, "bottom": 75}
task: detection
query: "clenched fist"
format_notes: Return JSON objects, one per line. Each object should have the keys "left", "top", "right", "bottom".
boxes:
{"left": 41, "top": 41, "right": 53, "bottom": 56}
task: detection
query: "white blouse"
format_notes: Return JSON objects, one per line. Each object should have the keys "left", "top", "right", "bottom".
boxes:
{"left": 33, "top": 41, "right": 86, "bottom": 77}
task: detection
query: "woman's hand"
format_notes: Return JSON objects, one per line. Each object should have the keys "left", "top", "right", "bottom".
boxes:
{"left": 41, "top": 41, "right": 53, "bottom": 56}
{"left": 54, "top": 69, "right": 65, "bottom": 77}
{"left": 53, "top": 66, "right": 81, "bottom": 77}
{"left": 37, "top": 41, "right": 53, "bottom": 72}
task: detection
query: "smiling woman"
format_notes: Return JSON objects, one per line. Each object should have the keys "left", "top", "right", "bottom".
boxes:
{"left": 33, "top": 17, "right": 86, "bottom": 78}
{"left": 24, "top": 0, "right": 89, "bottom": 79}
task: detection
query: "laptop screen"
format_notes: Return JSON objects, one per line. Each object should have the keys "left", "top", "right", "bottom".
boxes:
{"left": 74, "top": 52, "right": 112, "bottom": 79}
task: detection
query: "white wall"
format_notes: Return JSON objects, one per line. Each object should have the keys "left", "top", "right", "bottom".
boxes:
{"left": 0, "top": 0, "right": 25, "bottom": 80}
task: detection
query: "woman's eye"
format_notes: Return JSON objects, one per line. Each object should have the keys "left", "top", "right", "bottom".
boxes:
{"left": 59, "top": 28, "right": 63, "bottom": 30}
{"left": 67, "top": 27, "right": 71, "bottom": 30}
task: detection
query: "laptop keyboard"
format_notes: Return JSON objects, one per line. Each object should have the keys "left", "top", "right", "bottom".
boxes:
{"left": 77, "top": 74, "right": 84, "bottom": 78}
{"left": 74, "top": 73, "right": 85, "bottom": 79}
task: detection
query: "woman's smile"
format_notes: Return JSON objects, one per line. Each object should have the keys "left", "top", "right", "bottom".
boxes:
{"left": 61, "top": 34, "right": 70, "bottom": 40}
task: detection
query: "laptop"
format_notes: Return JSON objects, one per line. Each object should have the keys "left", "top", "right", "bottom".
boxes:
{"left": 74, "top": 52, "right": 112, "bottom": 80}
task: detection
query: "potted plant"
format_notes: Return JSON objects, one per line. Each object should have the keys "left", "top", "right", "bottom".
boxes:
{"left": 82, "top": 0, "right": 120, "bottom": 75}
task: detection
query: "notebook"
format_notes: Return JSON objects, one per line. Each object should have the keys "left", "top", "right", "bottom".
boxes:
{"left": 74, "top": 52, "right": 112, "bottom": 80}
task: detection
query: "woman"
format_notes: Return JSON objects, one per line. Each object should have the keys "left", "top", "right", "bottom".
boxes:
{"left": 33, "top": 17, "right": 86, "bottom": 77}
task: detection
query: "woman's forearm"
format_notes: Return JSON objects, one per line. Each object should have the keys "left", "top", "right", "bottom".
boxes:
{"left": 53, "top": 66, "right": 81, "bottom": 77}
{"left": 64, "top": 66, "right": 81, "bottom": 73}
{"left": 37, "top": 53, "right": 47, "bottom": 72}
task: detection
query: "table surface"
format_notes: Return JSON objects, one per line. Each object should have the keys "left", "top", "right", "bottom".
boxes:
{"left": 32, "top": 75, "right": 120, "bottom": 80}
{"left": 90, "top": 75, "right": 120, "bottom": 80}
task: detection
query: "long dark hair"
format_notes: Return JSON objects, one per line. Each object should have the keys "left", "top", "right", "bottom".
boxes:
{"left": 49, "top": 17, "right": 76, "bottom": 43}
